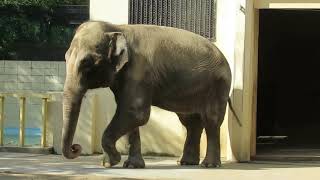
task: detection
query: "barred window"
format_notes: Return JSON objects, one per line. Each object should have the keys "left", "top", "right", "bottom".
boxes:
{"left": 129, "top": 0, "right": 217, "bottom": 41}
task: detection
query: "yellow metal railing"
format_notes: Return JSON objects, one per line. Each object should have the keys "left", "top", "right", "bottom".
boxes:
{"left": 19, "top": 97, "right": 26, "bottom": 147}
{"left": 41, "top": 97, "right": 48, "bottom": 147}
{"left": 0, "top": 93, "right": 52, "bottom": 148}
{"left": 0, "top": 96, "right": 4, "bottom": 146}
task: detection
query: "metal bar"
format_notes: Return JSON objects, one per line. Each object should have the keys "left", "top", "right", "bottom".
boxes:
{"left": 0, "top": 96, "right": 4, "bottom": 146}
{"left": 149, "top": 0, "right": 153, "bottom": 24}
{"left": 41, "top": 98, "right": 48, "bottom": 147}
{"left": 19, "top": 97, "right": 26, "bottom": 147}
{"left": 212, "top": 0, "right": 217, "bottom": 41}
{"left": 187, "top": 0, "right": 191, "bottom": 31}
{"left": 174, "top": 0, "right": 176, "bottom": 27}
{"left": 172, "top": 0, "right": 176, "bottom": 27}
{"left": 200, "top": 0, "right": 203, "bottom": 35}
{"left": 159, "top": 0, "right": 162, "bottom": 25}
{"left": 178, "top": 0, "right": 182, "bottom": 28}
{"left": 199, "top": 0, "right": 201, "bottom": 34}
{"left": 194, "top": 0, "right": 198, "bottom": 33}
{"left": 155, "top": 0, "right": 158, "bottom": 25}
{"left": 128, "top": 0, "right": 131, "bottom": 23}
{"left": 193, "top": 0, "right": 196, "bottom": 33}
{"left": 205, "top": 0, "right": 210, "bottom": 38}
{"left": 144, "top": 0, "right": 148, "bottom": 24}
{"left": 208, "top": 0, "right": 212, "bottom": 38}
{"left": 140, "top": 0, "right": 143, "bottom": 24}
{"left": 168, "top": 0, "right": 172, "bottom": 26}
{"left": 133, "top": 0, "right": 139, "bottom": 24}
{"left": 165, "top": 0, "right": 168, "bottom": 26}
{"left": 182, "top": 0, "right": 187, "bottom": 29}
{"left": 0, "top": 92, "right": 50, "bottom": 99}
{"left": 131, "top": 0, "right": 134, "bottom": 23}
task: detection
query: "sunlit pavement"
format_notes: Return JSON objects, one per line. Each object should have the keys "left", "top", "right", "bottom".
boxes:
{"left": 0, "top": 152, "right": 320, "bottom": 180}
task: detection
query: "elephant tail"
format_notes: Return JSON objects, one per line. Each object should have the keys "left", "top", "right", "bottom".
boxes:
{"left": 228, "top": 97, "right": 242, "bottom": 127}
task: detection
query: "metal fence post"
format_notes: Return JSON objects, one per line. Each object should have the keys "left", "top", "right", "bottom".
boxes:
{"left": 41, "top": 98, "right": 48, "bottom": 147}
{"left": 0, "top": 96, "right": 5, "bottom": 146}
{"left": 19, "top": 97, "right": 26, "bottom": 147}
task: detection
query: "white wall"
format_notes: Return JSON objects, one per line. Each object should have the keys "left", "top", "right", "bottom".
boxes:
{"left": 215, "top": 0, "right": 238, "bottom": 67}
{"left": 212, "top": 0, "right": 246, "bottom": 161}
{"left": 90, "top": 0, "right": 129, "bottom": 24}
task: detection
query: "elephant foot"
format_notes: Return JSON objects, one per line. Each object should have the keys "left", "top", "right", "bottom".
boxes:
{"left": 177, "top": 155, "right": 199, "bottom": 166}
{"left": 123, "top": 155, "right": 145, "bottom": 168}
{"left": 200, "top": 158, "right": 221, "bottom": 168}
{"left": 101, "top": 152, "right": 121, "bottom": 168}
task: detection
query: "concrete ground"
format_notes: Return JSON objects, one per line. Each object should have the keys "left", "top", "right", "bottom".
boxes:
{"left": 0, "top": 153, "right": 320, "bottom": 180}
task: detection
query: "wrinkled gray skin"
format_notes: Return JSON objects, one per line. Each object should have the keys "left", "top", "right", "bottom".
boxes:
{"left": 62, "top": 21, "right": 232, "bottom": 168}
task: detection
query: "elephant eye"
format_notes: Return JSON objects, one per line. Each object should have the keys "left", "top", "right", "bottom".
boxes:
{"left": 79, "top": 55, "right": 95, "bottom": 73}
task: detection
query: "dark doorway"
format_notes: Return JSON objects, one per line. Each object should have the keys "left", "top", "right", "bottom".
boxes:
{"left": 257, "top": 9, "right": 320, "bottom": 153}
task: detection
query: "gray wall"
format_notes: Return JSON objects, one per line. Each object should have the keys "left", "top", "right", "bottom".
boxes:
{"left": 0, "top": 60, "right": 66, "bottom": 128}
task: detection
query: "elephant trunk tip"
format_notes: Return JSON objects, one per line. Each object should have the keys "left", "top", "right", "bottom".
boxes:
{"left": 62, "top": 144, "right": 82, "bottom": 159}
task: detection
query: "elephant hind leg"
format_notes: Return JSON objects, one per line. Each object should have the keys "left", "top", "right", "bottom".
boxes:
{"left": 200, "top": 96, "right": 228, "bottom": 168}
{"left": 177, "top": 113, "right": 203, "bottom": 166}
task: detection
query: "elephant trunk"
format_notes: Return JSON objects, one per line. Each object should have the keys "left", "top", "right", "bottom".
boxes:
{"left": 62, "top": 85, "right": 85, "bottom": 159}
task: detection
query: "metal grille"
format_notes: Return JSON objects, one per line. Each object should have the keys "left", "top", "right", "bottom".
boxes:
{"left": 129, "top": 0, "right": 217, "bottom": 41}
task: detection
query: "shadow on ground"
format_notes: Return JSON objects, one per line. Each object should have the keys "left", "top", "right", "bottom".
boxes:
{"left": 1, "top": 152, "right": 320, "bottom": 180}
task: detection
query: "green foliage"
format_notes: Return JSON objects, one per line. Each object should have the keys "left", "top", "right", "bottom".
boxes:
{"left": 0, "top": 0, "right": 87, "bottom": 59}
{"left": 0, "top": 15, "right": 75, "bottom": 59}
{"left": 0, "top": 0, "right": 89, "bottom": 8}
{"left": 1, "top": 0, "right": 57, "bottom": 9}
{"left": 48, "top": 25, "right": 74, "bottom": 46}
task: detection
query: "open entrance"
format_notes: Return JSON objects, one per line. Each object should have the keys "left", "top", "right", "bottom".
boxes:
{"left": 256, "top": 9, "right": 320, "bottom": 159}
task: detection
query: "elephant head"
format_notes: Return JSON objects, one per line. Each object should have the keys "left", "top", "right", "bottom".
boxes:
{"left": 62, "top": 23, "right": 128, "bottom": 159}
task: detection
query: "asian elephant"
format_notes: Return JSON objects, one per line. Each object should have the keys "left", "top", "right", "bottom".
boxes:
{"left": 62, "top": 21, "right": 238, "bottom": 168}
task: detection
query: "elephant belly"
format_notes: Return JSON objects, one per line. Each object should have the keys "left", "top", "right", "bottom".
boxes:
{"left": 151, "top": 90, "right": 209, "bottom": 114}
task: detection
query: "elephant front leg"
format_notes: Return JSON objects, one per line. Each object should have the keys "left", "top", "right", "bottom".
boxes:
{"left": 123, "top": 128, "right": 145, "bottom": 168}
{"left": 101, "top": 112, "right": 122, "bottom": 167}
{"left": 101, "top": 104, "right": 151, "bottom": 168}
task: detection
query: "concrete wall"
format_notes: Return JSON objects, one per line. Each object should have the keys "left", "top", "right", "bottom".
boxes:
{"left": 0, "top": 60, "right": 65, "bottom": 128}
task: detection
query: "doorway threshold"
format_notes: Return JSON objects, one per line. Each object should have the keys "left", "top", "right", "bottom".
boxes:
{"left": 254, "top": 147, "right": 320, "bottom": 162}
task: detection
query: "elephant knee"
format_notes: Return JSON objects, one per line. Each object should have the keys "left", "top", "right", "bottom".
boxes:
{"left": 127, "top": 109, "right": 150, "bottom": 126}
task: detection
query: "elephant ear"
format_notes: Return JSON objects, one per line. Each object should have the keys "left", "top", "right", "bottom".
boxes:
{"left": 106, "top": 32, "right": 128, "bottom": 73}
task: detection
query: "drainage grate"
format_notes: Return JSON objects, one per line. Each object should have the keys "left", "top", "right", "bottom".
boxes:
{"left": 129, "top": 0, "right": 217, "bottom": 41}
